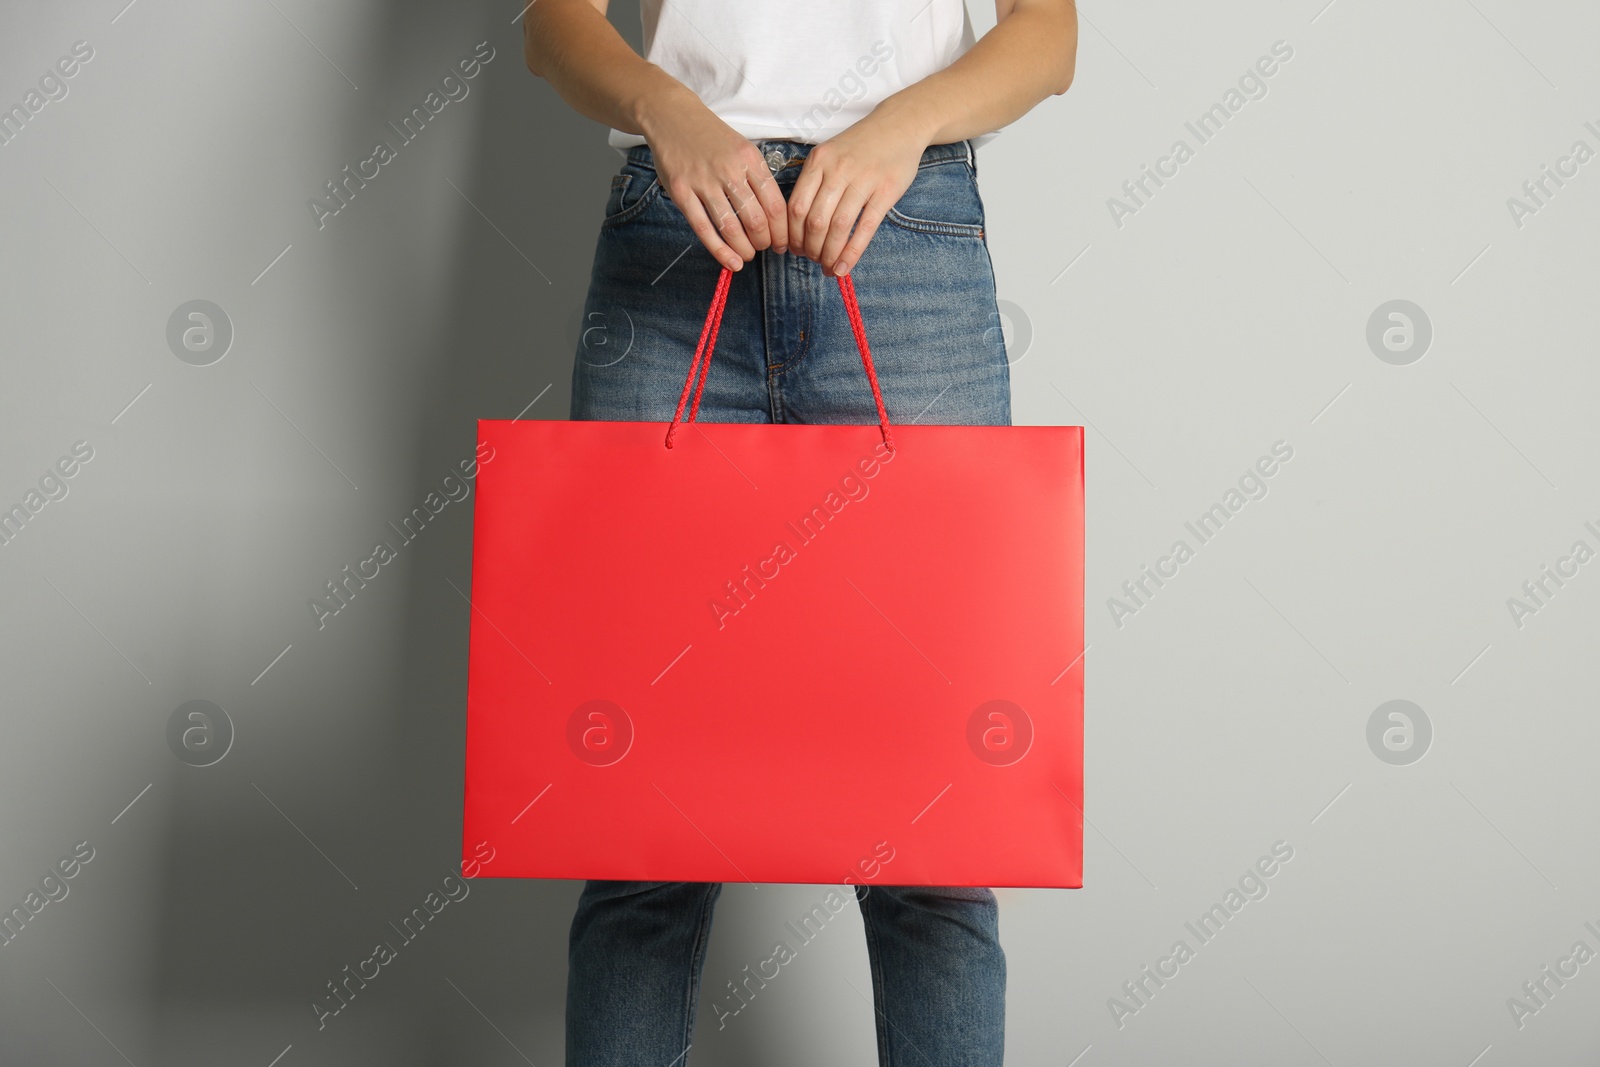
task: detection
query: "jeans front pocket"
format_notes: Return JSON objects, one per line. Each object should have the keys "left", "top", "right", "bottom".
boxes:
{"left": 601, "top": 166, "right": 662, "bottom": 229}
{"left": 884, "top": 158, "right": 986, "bottom": 239}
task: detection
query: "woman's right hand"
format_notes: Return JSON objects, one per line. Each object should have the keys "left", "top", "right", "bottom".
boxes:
{"left": 641, "top": 86, "right": 789, "bottom": 272}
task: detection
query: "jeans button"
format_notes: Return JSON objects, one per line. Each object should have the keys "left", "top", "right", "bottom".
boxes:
{"left": 764, "top": 148, "right": 784, "bottom": 173}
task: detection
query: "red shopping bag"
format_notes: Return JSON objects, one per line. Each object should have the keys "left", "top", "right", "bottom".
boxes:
{"left": 462, "top": 270, "right": 1083, "bottom": 887}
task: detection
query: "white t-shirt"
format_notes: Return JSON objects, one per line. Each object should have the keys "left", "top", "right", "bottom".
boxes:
{"left": 609, "top": 0, "right": 992, "bottom": 150}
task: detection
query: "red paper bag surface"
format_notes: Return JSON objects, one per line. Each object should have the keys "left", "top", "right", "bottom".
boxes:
{"left": 462, "top": 416, "right": 1084, "bottom": 888}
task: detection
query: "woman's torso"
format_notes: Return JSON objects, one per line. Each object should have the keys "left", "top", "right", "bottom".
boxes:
{"left": 609, "top": 0, "right": 983, "bottom": 149}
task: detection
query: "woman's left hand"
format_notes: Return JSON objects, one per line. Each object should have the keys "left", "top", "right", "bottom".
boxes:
{"left": 787, "top": 114, "right": 927, "bottom": 277}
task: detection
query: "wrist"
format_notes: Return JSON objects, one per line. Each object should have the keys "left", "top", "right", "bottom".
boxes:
{"left": 865, "top": 90, "right": 943, "bottom": 150}
{"left": 632, "top": 77, "right": 699, "bottom": 141}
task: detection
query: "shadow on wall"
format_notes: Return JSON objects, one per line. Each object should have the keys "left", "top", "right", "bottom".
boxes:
{"left": 147, "top": 2, "right": 646, "bottom": 1063}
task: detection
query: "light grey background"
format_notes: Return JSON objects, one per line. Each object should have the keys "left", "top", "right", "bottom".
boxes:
{"left": 2, "top": 0, "right": 1597, "bottom": 1064}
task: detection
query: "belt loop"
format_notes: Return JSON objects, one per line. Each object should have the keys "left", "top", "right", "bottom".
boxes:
{"left": 965, "top": 139, "right": 976, "bottom": 177}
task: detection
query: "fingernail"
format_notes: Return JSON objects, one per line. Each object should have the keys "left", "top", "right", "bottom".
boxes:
{"left": 775, "top": 245, "right": 788, "bottom": 255}
{"left": 837, "top": 260, "right": 852, "bottom": 276}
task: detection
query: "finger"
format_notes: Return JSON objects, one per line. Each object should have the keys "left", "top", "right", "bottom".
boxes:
{"left": 802, "top": 179, "right": 842, "bottom": 262}
{"left": 673, "top": 184, "right": 744, "bottom": 272}
{"left": 749, "top": 167, "right": 790, "bottom": 253}
{"left": 834, "top": 196, "right": 890, "bottom": 276}
{"left": 701, "top": 187, "right": 757, "bottom": 264}
{"left": 787, "top": 162, "right": 823, "bottom": 256}
{"left": 820, "top": 182, "right": 869, "bottom": 275}
{"left": 726, "top": 174, "right": 771, "bottom": 251}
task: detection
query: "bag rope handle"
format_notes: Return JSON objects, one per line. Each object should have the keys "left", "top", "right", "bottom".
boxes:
{"left": 664, "top": 268, "right": 895, "bottom": 452}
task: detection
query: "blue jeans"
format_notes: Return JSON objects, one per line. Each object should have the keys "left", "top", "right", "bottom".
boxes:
{"left": 566, "top": 139, "right": 1009, "bottom": 1067}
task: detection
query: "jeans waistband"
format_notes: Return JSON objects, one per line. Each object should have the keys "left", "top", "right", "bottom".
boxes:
{"left": 624, "top": 138, "right": 975, "bottom": 175}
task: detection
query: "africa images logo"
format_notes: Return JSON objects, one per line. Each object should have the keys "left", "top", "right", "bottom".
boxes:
{"left": 308, "top": 42, "right": 495, "bottom": 231}
{"left": 567, "top": 700, "right": 633, "bottom": 767}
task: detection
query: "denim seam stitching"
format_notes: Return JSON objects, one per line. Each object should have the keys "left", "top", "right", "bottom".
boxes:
{"left": 760, "top": 255, "right": 788, "bottom": 422}
{"left": 680, "top": 883, "right": 718, "bottom": 1063}
{"left": 883, "top": 208, "right": 985, "bottom": 238}
{"left": 767, "top": 262, "right": 814, "bottom": 377}
{"left": 859, "top": 888, "right": 895, "bottom": 1067}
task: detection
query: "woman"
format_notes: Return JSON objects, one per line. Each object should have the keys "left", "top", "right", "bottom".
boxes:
{"left": 524, "top": 2, "right": 1076, "bottom": 1063}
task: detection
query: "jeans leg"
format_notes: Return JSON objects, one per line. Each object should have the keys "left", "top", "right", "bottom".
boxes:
{"left": 856, "top": 884, "right": 1006, "bottom": 1067}
{"left": 566, "top": 880, "right": 723, "bottom": 1067}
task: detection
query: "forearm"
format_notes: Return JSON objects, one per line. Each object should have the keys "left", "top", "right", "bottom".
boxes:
{"left": 524, "top": 0, "right": 696, "bottom": 137}
{"left": 871, "top": 0, "right": 1077, "bottom": 147}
